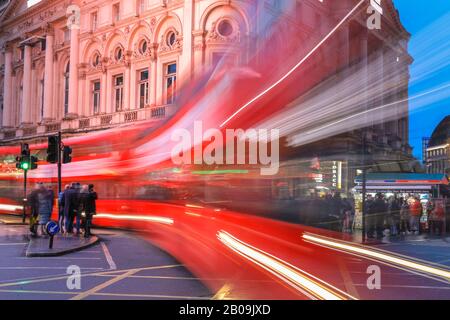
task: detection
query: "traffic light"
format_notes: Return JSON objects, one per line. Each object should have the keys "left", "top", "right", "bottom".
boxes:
{"left": 47, "top": 135, "right": 59, "bottom": 163}
{"left": 63, "top": 146, "right": 72, "bottom": 164}
{"left": 16, "top": 144, "right": 34, "bottom": 171}
{"left": 30, "top": 156, "right": 38, "bottom": 170}
{"left": 15, "top": 156, "right": 22, "bottom": 169}
{"left": 15, "top": 155, "right": 30, "bottom": 171}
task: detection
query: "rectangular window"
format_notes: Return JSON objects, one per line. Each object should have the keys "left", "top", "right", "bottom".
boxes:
{"left": 114, "top": 75, "right": 124, "bottom": 112}
{"left": 91, "top": 12, "right": 98, "bottom": 31}
{"left": 138, "top": 0, "right": 145, "bottom": 15}
{"left": 92, "top": 80, "right": 101, "bottom": 114}
{"left": 113, "top": 3, "right": 120, "bottom": 22}
{"left": 138, "top": 69, "right": 149, "bottom": 109}
{"left": 165, "top": 63, "right": 177, "bottom": 104}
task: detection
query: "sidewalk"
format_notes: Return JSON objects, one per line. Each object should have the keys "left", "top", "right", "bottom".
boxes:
{"left": 26, "top": 233, "right": 99, "bottom": 257}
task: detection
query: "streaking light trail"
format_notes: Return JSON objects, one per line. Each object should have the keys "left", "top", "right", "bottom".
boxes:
{"left": 96, "top": 213, "right": 174, "bottom": 225}
{"left": 219, "top": 0, "right": 366, "bottom": 128}
{"left": 302, "top": 233, "right": 450, "bottom": 281}
{"left": 0, "top": 204, "right": 22, "bottom": 212}
{"left": 218, "top": 231, "right": 356, "bottom": 300}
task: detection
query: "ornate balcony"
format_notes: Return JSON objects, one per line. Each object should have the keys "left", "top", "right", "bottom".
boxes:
{"left": 0, "top": 104, "right": 177, "bottom": 143}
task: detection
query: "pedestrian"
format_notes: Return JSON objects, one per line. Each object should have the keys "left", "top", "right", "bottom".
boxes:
{"left": 330, "top": 192, "right": 343, "bottom": 232}
{"left": 64, "top": 182, "right": 81, "bottom": 234}
{"left": 388, "top": 196, "right": 401, "bottom": 236}
{"left": 409, "top": 197, "right": 422, "bottom": 235}
{"left": 80, "top": 184, "right": 98, "bottom": 238}
{"left": 27, "top": 183, "right": 41, "bottom": 236}
{"left": 36, "top": 183, "right": 54, "bottom": 235}
{"left": 371, "top": 193, "right": 388, "bottom": 239}
{"left": 365, "top": 194, "right": 376, "bottom": 239}
{"left": 430, "top": 200, "right": 445, "bottom": 236}
{"left": 341, "top": 197, "right": 353, "bottom": 233}
{"left": 58, "top": 185, "right": 70, "bottom": 233}
{"left": 399, "top": 198, "right": 410, "bottom": 235}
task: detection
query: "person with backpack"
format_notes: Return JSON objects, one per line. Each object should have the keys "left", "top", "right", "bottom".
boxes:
{"left": 80, "top": 184, "right": 98, "bottom": 238}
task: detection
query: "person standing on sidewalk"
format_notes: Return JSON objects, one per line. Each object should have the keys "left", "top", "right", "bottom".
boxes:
{"left": 58, "top": 185, "right": 70, "bottom": 233}
{"left": 80, "top": 184, "right": 98, "bottom": 238}
{"left": 64, "top": 183, "right": 80, "bottom": 234}
{"left": 399, "top": 198, "right": 410, "bottom": 235}
{"left": 34, "top": 183, "right": 54, "bottom": 236}
{"left": 27, "top": 183, "right": 40, "bottom": 236}
{"left": 372, "top": 193, "right": 388, "bottom": 239}
{"left": 409, "top": 197, "right": 422, "bottom": 235}
{"left": 388, "top": 196, "right": 401, "bottom": 236}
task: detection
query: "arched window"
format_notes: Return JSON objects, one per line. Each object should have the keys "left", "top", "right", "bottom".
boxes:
{"left": 166, "top": 31, "right": 176, "bottom": 48}
{"left": 217, "top": 20, "right": 234, "bottom": 37}
{"left": 64, "top": 62, "right": 70, "bottom": 115}
{"left": 92, "top": 53, "right": 101, "bottom": 67}
{"left": 139, "top": 39, "right": 148, "bottom": 55}
{"left": 114, "top": 46, "right": 123, "bottom": 62}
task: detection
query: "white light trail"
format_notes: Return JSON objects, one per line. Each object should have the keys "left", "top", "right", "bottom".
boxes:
{"left": 303, "top": 233, "right": 450, "bottom": 281}
{"left": 218, "top": 231, "right": 356, "bottom": 300}
{"left": 219, "top": 0, "right": 366, "bottom": 128}
{"left": 96, "top": 213, "right": 173, "bottom": 225}
{"left": 0, "top": 204, "right": 22, "bottom": 212}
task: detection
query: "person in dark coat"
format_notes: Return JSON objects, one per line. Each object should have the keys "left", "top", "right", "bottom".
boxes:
{"left": 27, "top": 183, "right": 41, "bottom": 235}
{"left": 64, "top": 183, "right": 81, "bottom": 234}
{"left": 80, "top": 184, "right": 98, "bottom": 238}
{"left": 371, "top": 193, "right": 388, "bottom": 239}
{"left": 58, "top": 185, "right": 70, "bottom": 233}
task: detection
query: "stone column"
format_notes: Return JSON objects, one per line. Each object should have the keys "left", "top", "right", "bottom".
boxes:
{"left": 21, "top": 44, "right": 32, "bottom": 125}
{"left": 181, "top": 0, "right": 194, "bottom": 80}
{"left": 2, "top": 44, "right": 13, "bottom": 127}
{"left": 149, "top": 44, "right": 158, "bottom": 106}
{"left": 67, "top": 27, "right": 79, "bottom": 118}
{"left": 123, "top": 52, "right": 132, "bottom": 110}
{"left": 100, "top": 69, "right": 108, "bottom": 114}
{"left": 43, "top": 29, "right": 54, "bottom": 121}
{"left": 192, "top": 31, "right": 205, "bottom": 77}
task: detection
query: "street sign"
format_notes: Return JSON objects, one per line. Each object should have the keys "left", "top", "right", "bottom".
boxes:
{"left": 46, "top": 221, "right": 60, "bottom": 236}
{"left": 45, "top": 221, "right": 60, "bottom": 249}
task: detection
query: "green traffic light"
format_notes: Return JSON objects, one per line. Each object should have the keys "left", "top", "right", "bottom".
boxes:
{"left": 21, "top": 162, "right": 29, "bottom": 170}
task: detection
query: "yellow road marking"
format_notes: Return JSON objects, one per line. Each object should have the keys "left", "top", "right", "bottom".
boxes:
{"left": 71, "top": 269, "right": 140, "bottom": 300}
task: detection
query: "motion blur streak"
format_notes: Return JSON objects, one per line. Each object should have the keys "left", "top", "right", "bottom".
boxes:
{"left": 95, "top": 213, "right": 174, "bottom": 225}
{"left": 219, "top": 0, "right": 366, "bottom": 128}
{"left": 302, "top": 234, "right": 450, "bottom": 281}
{"left": 218, "top": 231, "right": 355, "bottom": 300}
{"left": 0, "top": 204, "right": 22, "bottom": 212}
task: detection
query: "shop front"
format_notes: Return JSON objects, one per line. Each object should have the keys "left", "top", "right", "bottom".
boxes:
{"left": 352, "top": 173, "right": 449, "bottom": 230}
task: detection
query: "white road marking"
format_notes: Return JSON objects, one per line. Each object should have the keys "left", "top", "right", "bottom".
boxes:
{"left": 101, "top": 242, "right": 117, "bottom": 270}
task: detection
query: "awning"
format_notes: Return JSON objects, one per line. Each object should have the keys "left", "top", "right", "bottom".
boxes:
{"left": 354, "top": 185, "right": 433, "bottom": 192}
{"left": 355, "top": 173, "right": 449, "bottom": 186}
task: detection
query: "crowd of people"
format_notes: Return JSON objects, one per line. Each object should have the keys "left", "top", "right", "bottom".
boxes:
{"left": 27, "top": 182, "right": 97, "bottom": 238}
{"left": 298, "top": 192, "right": 447, "bottom": 239}
{"left": 364, "top": 194, "right": 446, "bottom": 239}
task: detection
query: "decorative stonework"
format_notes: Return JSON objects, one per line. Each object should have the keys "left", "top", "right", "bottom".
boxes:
{"left": 206, "top": 19, "right": 241, "bottom": 44}
{"left": 158, "top": 30, "right": 182, "bottom": 54}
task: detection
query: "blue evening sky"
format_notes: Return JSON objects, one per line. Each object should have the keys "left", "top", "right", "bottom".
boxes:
{"left": 393, "top": 0, "right": 450, "bottom": 160}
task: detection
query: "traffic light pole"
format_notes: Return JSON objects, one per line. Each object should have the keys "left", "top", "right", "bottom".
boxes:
{"left": 58, "top": 131, "right": 62, "bottom": 194}
{"left": 22, "top": 169, "right": 27, "bottom": 224}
